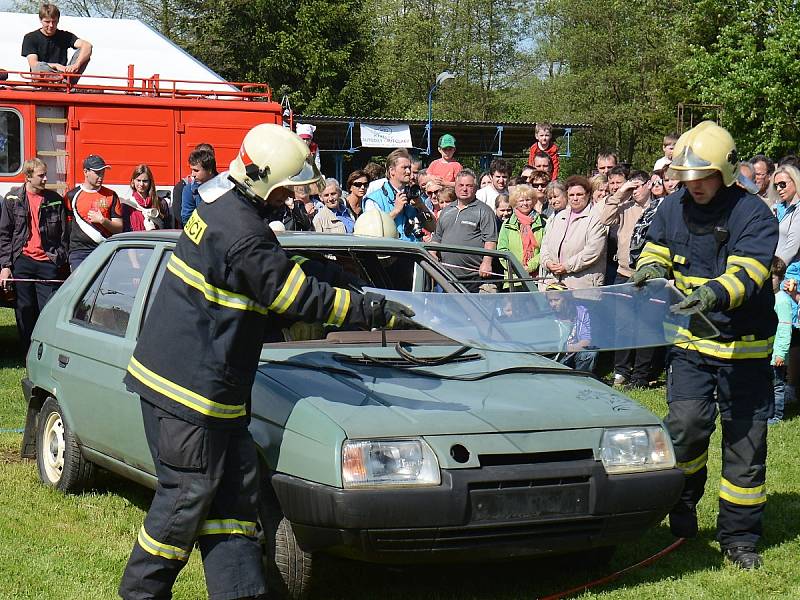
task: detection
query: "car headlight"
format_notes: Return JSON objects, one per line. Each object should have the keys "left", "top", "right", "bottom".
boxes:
{"left": 342, "top": 438, "right": 441, "bottom": 488}
{"left": 600, "top": 427, "right": 675, "bottom": 474}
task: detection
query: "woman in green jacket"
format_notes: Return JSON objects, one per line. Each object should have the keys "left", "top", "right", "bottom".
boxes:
{"left": 498, "top": 182, "right": 545, "bottom": 289}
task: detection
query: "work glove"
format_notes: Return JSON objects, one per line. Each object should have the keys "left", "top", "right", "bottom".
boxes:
{"left": 670, "top": 285, "right": 717, "bottom": 316}
{"left": 363, "top": 292, "right": 416, "bottom": 329}
{"left": 631, "top": 263, "right": 669, "bottom": 287}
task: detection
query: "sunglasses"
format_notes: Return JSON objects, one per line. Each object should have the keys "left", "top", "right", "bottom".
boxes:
{"left": 351, "top": 181, "right": 368, "bottom": 188}
{"left": 532, "top": 182, "right": 548, "bottom": 188}
{"left": 775, "top": 181, "right": 789, "bottom": 190}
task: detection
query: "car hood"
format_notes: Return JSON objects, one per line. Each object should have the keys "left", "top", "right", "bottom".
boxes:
{"left": 255, "top": 347, "right": 661, "bottom": 439}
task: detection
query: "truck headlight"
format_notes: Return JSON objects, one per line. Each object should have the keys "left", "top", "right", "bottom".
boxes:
{"left": 342, "top": 438, "right": 441, "bottom": 488}
{"left": 600, "top": 427, "right": 675, "bottom": 473}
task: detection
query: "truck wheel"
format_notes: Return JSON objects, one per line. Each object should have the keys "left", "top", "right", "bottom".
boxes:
{"left": 259, "top": 485, "right": 313, "bottom": 599}
{"left": 36, "top": 397, "right": 94, "bottom": 492}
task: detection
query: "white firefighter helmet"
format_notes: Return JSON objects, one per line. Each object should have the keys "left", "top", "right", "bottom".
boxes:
{"left": 229, "top": 123, "right": 324, "bottom": 202}
{"left": 353, "top": 210, "right": 400, "bottom": 238}
{"left": 667, "top": 121, "right": 738, "bottom": 187}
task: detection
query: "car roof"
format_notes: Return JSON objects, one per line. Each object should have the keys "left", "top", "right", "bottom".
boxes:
{"left": 109, "top": 230, "right": 428, "bottom": 252}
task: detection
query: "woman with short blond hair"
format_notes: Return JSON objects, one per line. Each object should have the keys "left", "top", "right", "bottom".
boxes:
{"left": 498, "top": 184, "right": 545, "bottom": 286}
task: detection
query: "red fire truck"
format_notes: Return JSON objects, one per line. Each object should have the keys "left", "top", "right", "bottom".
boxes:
{"left": 0, "top": 67, "right": 286, "bottom": 199}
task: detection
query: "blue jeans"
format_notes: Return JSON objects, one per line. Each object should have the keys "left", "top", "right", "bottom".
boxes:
{"left": 559, "top": 350, "right": 598, "bottom": 373}
{"left": 771, "top": 364, "right": 793, "bottom": 423}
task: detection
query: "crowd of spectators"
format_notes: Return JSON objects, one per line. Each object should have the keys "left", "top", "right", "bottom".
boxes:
{"left": 4, "top": 3, "right": 798, "bottom": 414}
{"left": 273, "top": 125, "right": 800, "bottom": 413}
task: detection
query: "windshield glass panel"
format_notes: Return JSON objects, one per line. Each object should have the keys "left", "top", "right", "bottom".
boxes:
{"left": 371, "top": 280, "right": 719, "bottom": 353}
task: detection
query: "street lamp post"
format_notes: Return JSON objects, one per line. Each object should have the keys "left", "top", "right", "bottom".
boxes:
{"left": 425, "top": 70, "right": 455, "bottom": 155}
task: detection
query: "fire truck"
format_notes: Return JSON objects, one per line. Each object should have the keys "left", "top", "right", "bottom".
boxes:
{"left": 0, "top": 13, "right": 286, "bottom": 200}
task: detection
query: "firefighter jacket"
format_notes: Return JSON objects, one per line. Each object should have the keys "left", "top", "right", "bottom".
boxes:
{"left": 124, "top": 188, "right": 370, "bottom": 428}
{"left": 0, "top": 185, "right": 69, "bottom": 269}
{"left": 637, "top": 185, "right": 778, "bottom": 360}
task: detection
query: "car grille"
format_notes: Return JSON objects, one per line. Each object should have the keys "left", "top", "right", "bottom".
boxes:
{"left": 367, "top": 517, "right": 605, "bottom": 552}
{"left": 478, "top": 449, "right": 595, "bottom": 467}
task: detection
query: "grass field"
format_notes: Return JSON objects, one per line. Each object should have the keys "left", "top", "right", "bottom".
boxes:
{"left": 1, "top": 307, "right": 799, "bottom": 599}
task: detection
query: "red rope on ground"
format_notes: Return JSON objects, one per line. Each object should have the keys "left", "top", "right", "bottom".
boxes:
{"left": 538, "top": 538, "right": 686, "bottom": 600}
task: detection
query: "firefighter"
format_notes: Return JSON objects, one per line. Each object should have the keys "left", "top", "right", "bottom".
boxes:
{"left": 118, "top": 123, "right": 413, "bottom": 600}
{"left": 632, "top": 121, "right": 777, "bottom": 569}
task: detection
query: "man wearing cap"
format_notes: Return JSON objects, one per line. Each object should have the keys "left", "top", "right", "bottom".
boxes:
{"left": 632, "top": 121, "right": 778, "bottom": 569}
{"left": 65, "top": 154, "right": 122, "bottom": 270}
{"left": 427, "top": 134, "right": 462, "bottom": 184}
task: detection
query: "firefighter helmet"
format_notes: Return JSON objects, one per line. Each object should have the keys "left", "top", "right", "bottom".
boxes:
{"left": 353, "top": 210, "right": 399, "bottom": 238}
{"left": 229, "top": 124, "right": 324, "bottom": 203}
{"left": 667, "top": 121, "right": 738, "bottom": 187}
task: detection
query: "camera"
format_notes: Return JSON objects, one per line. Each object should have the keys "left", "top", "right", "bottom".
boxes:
{"left": 403, "top": 184, "right": 422, "bottom": 201}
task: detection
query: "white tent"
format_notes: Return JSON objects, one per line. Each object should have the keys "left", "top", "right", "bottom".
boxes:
{"left": 1, "top": 12, "right": 236, "bottom": 92}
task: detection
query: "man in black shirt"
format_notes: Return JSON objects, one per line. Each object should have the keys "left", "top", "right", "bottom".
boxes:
{"left": 21, "top": 4, "right": 92, "bottom": 84}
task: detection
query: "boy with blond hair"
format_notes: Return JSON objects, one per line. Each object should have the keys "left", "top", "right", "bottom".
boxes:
{"left": 654, "top": 132, "right": 679, "bottom": 171}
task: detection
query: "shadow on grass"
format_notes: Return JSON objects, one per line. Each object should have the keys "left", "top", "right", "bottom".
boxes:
{"left": 90, "top": 468, "right": 154, "bottom": 513}
{"left": 0, "top": 317, "right": 24, "bottom": 370}
{"left": 307, "top": 495, "right": 800, "bottom": 600}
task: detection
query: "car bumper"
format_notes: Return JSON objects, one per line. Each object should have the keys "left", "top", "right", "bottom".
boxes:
{"left": 272, "top": 460, "right": 683, "bottom": 563}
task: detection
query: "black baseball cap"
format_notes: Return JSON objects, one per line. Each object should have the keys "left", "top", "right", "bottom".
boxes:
{"left": 83, "top": 155, "right": 111, "bottom": 171}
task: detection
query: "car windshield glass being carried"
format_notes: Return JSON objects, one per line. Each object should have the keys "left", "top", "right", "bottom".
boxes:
{"left": 372, "top": 279, "right": 719, "bottom": 353}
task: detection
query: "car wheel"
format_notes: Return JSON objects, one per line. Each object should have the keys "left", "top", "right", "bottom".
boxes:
{"left": 36, "top": 397, "right": 94, "bottom": 492}
{"left": 259, "top": 484, "right": 313, "bottom": 599}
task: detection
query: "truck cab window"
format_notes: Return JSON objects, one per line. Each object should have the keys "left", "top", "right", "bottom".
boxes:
{"left": 0, "top": 110, "right": 23, "bottom": 176}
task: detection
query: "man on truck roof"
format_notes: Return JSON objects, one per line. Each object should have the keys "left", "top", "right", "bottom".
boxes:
{"left": 21, "top": 3, "right": 92, "bottom": 83}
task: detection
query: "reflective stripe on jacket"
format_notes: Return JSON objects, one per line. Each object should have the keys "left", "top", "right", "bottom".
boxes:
{"left": 124, "top": 189, "right": 367, "bottom": 427}
{"left": 637, "top": 186, "right": 778, "bottom": 360}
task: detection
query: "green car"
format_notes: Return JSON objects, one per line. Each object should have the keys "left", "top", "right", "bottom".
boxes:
{"left": 21, "top": 231, "right": 701, "bottom": 598}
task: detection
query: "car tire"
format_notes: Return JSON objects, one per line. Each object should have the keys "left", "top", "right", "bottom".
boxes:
{"left": 259, "top": 484, "right": 313, "bottom": 600}
{"left": 36, "top": 397, "right": 94, "bottom": 492}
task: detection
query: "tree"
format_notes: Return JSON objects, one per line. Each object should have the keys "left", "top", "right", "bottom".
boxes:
{"left": 176, "top": 0, "right": 382, "bottom": 115}
{"left": 529, "top": 0, "right": 687, "bottom": 172}
{"left": 366, "top": 0, "right": 528, "bottom": 121}
{"left": 684, "top": 1, "right": 800, "bottom": 158}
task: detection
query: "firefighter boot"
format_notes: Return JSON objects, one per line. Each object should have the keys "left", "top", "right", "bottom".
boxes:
{"left": 722, "top": 545, "right": 763, "bottom": 570}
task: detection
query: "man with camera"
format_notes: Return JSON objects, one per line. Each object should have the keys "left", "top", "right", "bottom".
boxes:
{"left": 363, "top": 148, "right": 435, "bottom": 241}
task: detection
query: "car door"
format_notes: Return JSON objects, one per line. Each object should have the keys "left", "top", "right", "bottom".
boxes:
{"left": 51, "top": 243, "right": 161, "bottom": 470}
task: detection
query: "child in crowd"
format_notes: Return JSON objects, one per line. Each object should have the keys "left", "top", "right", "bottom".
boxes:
{"left": 772, "top": 257, "right": 794, "bottom": 424}
{"left": 427, "top": 134, "right": 462, "bottom": 184}
{"left": 653, "top": 132, "right": 679, "bottom": 171}
{"left": 494, "top": 193, "right": 512, "bottom": 226}
{"left": 527, "top": 122, "right": 559, "bottom": 180}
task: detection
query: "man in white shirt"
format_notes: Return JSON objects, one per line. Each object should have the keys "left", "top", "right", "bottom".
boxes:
{"left": 476, "top": 158, "right": 511, "bottom": 208}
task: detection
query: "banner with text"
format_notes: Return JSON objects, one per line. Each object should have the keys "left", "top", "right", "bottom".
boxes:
{"left": 360, "top": 123, "right": 413, "bottom": 148}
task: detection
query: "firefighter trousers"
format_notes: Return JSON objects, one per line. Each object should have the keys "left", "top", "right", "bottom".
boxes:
{"left": 664, "top": 348, "right": 771, "bottom": 548}
{"left": 119, "top": 399, "right": 266, "bottom": 600}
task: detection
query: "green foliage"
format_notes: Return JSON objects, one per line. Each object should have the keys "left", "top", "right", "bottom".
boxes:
{"left": 684, "top": 1, "right": 800, "bottom": 158}
{"left": 179, "top": 0, "right": 382, "bottom": 115}
{"left": 530, "top": 0, "right": 687, "bottom": 172}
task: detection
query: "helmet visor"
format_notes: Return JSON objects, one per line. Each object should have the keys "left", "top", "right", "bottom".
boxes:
{"left": 665, "top": 166, "right": 717, "bottom": 182}
{"left": 285, "top": 155, "right": 324, "bottom": 190}
{"left": 671, "top": 144, "right": 712, "bottom": 169}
